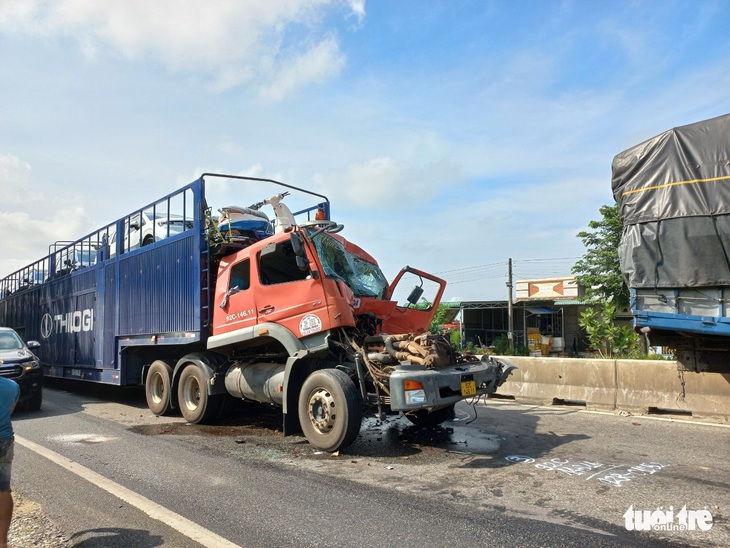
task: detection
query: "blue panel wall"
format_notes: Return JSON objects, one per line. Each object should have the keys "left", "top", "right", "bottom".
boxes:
{"left": 103, "top": 262, "right": 116, "bottom": 367}
{"left": 0, "top": 176, "right": 208, "bottom": 383}
{"left": 0, "top": 267, "right": 98, "bottom": 368}
{"left": 118, "top": 234, "right": 200, "bottom": 335}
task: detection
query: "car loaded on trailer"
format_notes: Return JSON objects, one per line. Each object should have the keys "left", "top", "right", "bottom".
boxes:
{"left": 0, "top": 174, "right": 515, "bottom": 451}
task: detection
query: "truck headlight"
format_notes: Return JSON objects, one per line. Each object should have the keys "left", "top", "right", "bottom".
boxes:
{"left": 404, "top": 379, "right": 426, "bottom": 405}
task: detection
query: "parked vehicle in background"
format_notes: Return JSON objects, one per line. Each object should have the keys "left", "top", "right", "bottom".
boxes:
{"left": 130, "top": 211, "right": 195, "bottom": 248}
{"left": 0, "top": 327, "right": 42, "bottom": 410}
{"left": 0, "top": 173, "right": 515, "bottom": 451}
{"left": 613, "top": 113, "right": 730, "bottom": 373}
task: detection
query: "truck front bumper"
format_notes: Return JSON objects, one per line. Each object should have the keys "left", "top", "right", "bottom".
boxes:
{"left": 388, "top": 356, "right": 516, "bottom": 412}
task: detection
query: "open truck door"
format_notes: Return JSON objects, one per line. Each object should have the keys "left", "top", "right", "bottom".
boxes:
{"left": 381, "top": 266, "right": 446, "bottom": 334}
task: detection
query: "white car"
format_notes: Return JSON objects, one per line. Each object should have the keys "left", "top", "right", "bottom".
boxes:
{"left": 131, "top": 211, "right": 194, "bottom": 247}
{"left": 110, "top": 212, "right": 194, "bottom": 253}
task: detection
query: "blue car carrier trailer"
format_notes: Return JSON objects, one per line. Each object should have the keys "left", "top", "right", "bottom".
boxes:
{"left": 0, "top": 174, "right": 326, "bottom": 385}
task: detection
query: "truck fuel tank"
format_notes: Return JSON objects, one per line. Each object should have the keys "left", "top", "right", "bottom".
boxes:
{"left": 225, "top": 362, "right": 285, "bottom": 405}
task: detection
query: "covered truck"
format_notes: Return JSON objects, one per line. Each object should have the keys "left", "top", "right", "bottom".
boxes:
{"left": 612, "top": 113, "right": 730, "bottom": 372}
{"left": 0, "top": 173, "right": 515, "bottom": 450}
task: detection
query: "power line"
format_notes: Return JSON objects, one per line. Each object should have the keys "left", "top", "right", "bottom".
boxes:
{"left": 433, "top": 261, "right": 505, "bottom": 275}
{"left": 515, "top": 256, "right": 581, "bottom": 263}
{"left": 391, "top": 256, "right": 582, "bottom": 300}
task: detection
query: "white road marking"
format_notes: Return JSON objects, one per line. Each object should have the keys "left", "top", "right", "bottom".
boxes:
{"left": 15, "top": 435, "right": 242, "bottom": 548}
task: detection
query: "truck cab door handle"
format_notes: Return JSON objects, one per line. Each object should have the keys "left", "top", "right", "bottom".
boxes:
{"left": 259, "top": 305, "right": 275, "bottom": 314}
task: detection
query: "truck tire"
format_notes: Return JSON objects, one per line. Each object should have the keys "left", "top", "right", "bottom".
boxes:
{"left": 142, "top": 234, "right": 154, "bottom": 246}
{"left": 146, "top": 360, "right": 174, "bottom": 416}
{"left": 298, "top": 369, "right": 362, "bottom": 452}
{"left": 404, "top": 404, "right": 456, "bottom": 427}
{"left": 178, "top": 363, "right": 221, "bottom": 424}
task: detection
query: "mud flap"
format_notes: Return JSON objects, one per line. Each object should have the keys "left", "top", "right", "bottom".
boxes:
{"left": 494, "top": 360, "right": 517, "bottom": 387}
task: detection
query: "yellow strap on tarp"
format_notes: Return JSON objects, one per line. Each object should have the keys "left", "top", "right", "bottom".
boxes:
{"left": 622, "top": 174, "right": 730, "bottom": 197}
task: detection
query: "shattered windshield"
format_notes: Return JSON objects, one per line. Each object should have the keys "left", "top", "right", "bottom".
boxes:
{"left": 309, "top": 232, "right": 388, "bottom": 299}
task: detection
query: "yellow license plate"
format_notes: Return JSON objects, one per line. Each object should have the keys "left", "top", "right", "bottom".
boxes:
{"left": 460, "top": 380, "right": 477, "bottom": 396}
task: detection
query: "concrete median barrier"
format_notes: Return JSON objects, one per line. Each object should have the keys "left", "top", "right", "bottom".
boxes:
{"left": 496, "top": 356, "right": 617, "bottom": 411}
{"left": 616, "top": 360, "right": 730, "bottom": 418}
{"left": 495, "top": 356, "right": 730, "bottom": 418}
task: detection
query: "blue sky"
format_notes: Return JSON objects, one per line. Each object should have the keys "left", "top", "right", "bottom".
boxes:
{"left": 1, "top": 0, "right": 729, "bottom": 302}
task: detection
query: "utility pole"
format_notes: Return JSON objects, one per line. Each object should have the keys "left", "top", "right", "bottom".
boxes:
{"left": 507, "top": 258, "right": 514, "bottom": 352}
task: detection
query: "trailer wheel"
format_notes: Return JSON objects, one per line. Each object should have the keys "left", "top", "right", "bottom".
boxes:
{"left": 146, "top": 360, "right": 174, "bottom": 416}
{"left": 298, "top": 369, "right": 362, "bottom": 452}
{"left": 178, "top": 363, "right": 220, "bottom": 424}
{"left": 404, "top": 404, "right": 456, "bottom": 427}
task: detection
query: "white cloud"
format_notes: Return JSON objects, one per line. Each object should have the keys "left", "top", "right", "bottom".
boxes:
{"left": 318, "top": 155, "right": 464, "bottom": 209}
{"left": 257, "top": 34, "right": 345, "bottom": 101}
{"left": 0, "top": 0, "right": 362, "bottom": 98}
{"left": 345, "top": 0, "right": 365, "bottom": 22}
{"left": 0, "top": 155, "right": 89, "bottom": 276}
{"left": 0, "top": 154, "right": 34, "bottom": 205}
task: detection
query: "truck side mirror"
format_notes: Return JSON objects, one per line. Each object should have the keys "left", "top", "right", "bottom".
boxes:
{"left": 290, "top": 232, "right": 310, "bottom": 271}
{"left": 289, "top": 232, "right": 306, "bottom": 257}
{"left": 407, "top": 285, "right": 424, "bottom": 306}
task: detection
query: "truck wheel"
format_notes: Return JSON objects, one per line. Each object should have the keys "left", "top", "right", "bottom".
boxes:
{"left": 146, "top": 360, "right": 174, "bottom": 416}
{"left": 142, "top": 234, "right": 154, "bottom": 246}
{"left": 404, "top": 404, "right": 456, "bottom": 427}
{"left": 177, "top": 363, "right": 220, "bottom": 424}
{"left": 298, "top": 369, "right": 362, "bottom": 452}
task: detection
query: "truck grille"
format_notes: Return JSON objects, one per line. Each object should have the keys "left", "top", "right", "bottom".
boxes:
{"left": 0, "top": 366, "right": 23, "bottom": 379}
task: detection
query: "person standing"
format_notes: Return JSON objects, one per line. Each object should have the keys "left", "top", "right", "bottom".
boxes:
{"left": 0, "top": 378, "right": 19, "bottom": 548}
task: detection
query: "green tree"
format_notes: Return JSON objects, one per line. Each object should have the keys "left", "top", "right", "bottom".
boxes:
{"left": 412, "top": 300, "right": 455, "bottom": 334}
{"left": 428, "top": 302, "right": 452, "bottom": 333}
{"left": 571, "top": 204, "right": 629, "bottom": 309}
{"left": 578, "top": 301, "right": 639, "bottom": 358}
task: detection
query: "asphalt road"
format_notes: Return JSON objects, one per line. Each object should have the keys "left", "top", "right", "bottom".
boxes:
{"left": 9, "top": 381, "right": 729, "bottom": 547}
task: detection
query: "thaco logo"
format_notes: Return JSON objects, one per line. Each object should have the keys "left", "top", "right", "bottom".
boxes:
{"left": 40, "top": 309, "right": 94, "bottom": 338}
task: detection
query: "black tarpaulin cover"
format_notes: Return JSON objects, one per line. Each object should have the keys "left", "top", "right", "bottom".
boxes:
{"left": 612, "top": 113, "right": 730, "bottom": 289}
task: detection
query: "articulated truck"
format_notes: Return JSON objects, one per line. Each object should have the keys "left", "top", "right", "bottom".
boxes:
{"left": 0, "top": 174, "right": 515, "bottom": 450}
{"left": 613, "top": 113, "right": 730, "bottom": 373}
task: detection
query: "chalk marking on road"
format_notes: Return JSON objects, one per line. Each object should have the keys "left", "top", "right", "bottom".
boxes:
{"left": 15, "top": 435, "right": 241, "bottom": 548}
{"left": 505, "top": 454, "right": 670, "bottom": 487}
{"left": 585, "top": 464, "right": 625, "bottom": 481}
